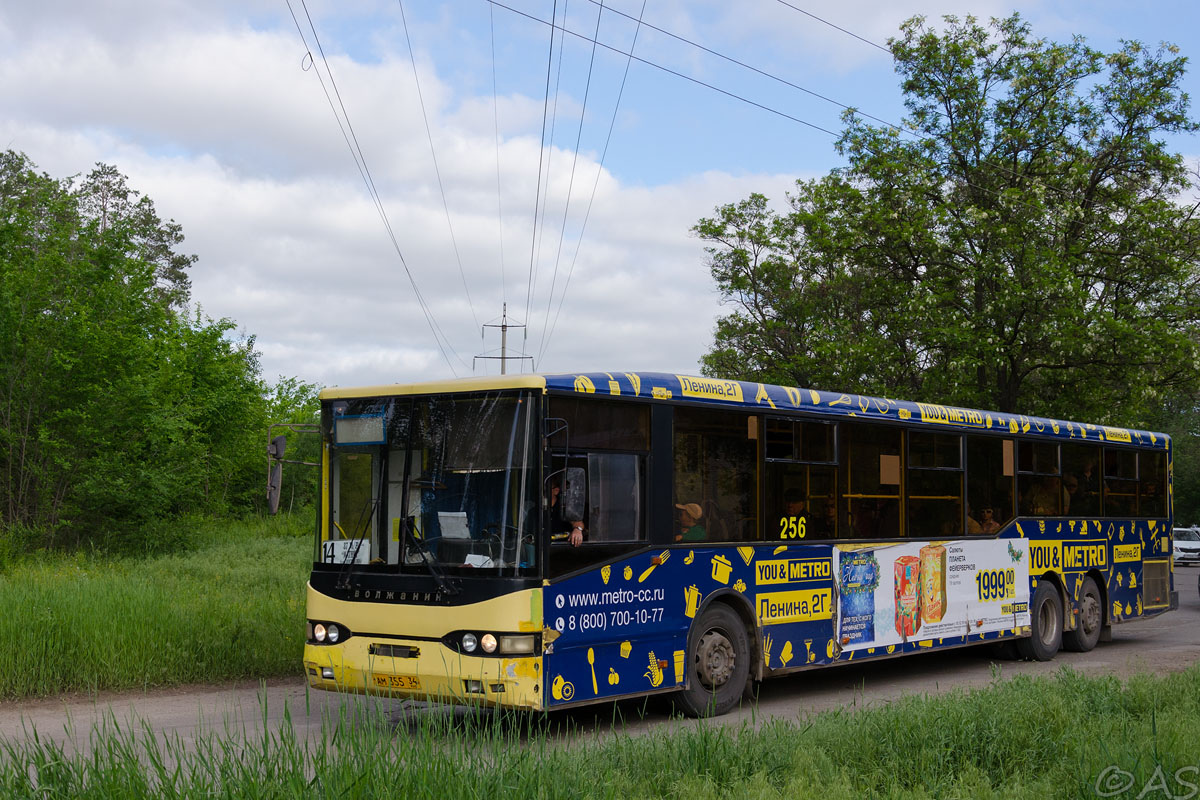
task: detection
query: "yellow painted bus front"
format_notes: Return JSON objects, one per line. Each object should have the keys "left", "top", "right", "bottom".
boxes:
{"left": 303, "top": 583, "right": 546, "bottom": 710}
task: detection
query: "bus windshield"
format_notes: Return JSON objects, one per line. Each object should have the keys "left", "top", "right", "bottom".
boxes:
{"left": 324, "top": 391, "right": 539, "bottom": 577}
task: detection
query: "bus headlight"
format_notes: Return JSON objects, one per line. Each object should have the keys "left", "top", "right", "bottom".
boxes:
{"left": 500, "top": 635, "right": 535, "bottom": 654}
{"left": 445, "top": 630, "right": 538, "bottom": 655}
{"left": 327, "top": 624, "right": 340, "bottom": 644}
{"left": 314, "top": 623, "right": 327, "bottom": 643}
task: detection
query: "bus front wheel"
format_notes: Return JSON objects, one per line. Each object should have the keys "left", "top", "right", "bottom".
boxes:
{"left": 1063, "top": 576, "right": 1102, "bottom": 653}
{"left": 675, "top": 604, "right": 750, "bottom": 717}
{"left": 1017, "top": 580, "right": 1062, "bottom": 661}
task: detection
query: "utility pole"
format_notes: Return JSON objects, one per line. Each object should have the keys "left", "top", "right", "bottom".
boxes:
{"left": 475, "top": 303, "right": 533, "bottom": 375}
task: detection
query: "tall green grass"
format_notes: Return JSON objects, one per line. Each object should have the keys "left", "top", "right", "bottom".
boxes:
{"left": 0, "top": 514, "right": 312, "bottom": 699}
{"left": 0, "top": 667, "right": 1197, "bottom": 799}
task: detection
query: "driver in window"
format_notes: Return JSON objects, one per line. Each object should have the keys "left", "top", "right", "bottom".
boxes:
{"left": 548, "top": 477, "right": 586, "bottom": 547}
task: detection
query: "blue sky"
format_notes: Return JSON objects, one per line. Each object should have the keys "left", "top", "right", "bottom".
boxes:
{"left": 3, "top": 1, "right": 1199, "bottom": 389}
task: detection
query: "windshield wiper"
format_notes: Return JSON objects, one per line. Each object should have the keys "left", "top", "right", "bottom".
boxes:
{"left": 402, "top": 522, "right": 460, "bottom": 596}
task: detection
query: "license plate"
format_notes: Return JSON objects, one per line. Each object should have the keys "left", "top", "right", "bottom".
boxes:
{"left": 372, "top": 673, "right": 422, "bottom": 690}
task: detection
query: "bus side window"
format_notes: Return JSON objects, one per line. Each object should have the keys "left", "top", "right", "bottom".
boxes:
{"left": 586, "top": 453, "right": 643, "bottom": 542}
{"left": 1140, "top": 450, "right": 1166, "bottom": 517}
{"left": 1103, "top": 448, "right": 1138, "bottom": 517}
{"left": 907, "top": 431, "right": 963, "bottom": 538}
{"left": 967, "top": 437, "right": 1015, "bottom": 533}
{"left": 842, "top": 422, "right": 901, "bottom": 539}
{"left": 1062, "top": 443, "right": 1101, "bottom": 516}
{"left": 1018, "top": 441, "right": 1061, "bottom": 516}
{"left": 765, "top": 417, "right": 837, "bottom": 540}
{"left": 546, "top": 397, "right": 650, "bottom": 543}
{"left": 674, "top": 407, "right": 758, "bottom": 542}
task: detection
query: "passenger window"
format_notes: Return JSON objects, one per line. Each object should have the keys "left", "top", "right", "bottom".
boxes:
{"left": 585, "top": 453, "right": 642, "bottom": 542}
{"left": 1140, "top": 451, "right": 1166, "bottom": 517}
{"left": 843, "top": 423, "right": 901, "bottom": 539}
{"left": 967, "top": 437, "right": 1014, "bottom": 533}
{"left": 906, "top": 432, "right": 963, "bottom": 538}
{"left": 1062, "top": 443, "right": 1101, "bottom": 516}
{"left": 1103, "top": 448, "right": 1138, "bottom": 517}
{"left": 675, "top": 408, "right": 758, "bottom": 542}
{"left": 765, "top": 418, "right": 837, "bottom": 540}
{"left": 1019, "top": 441, "right": 1061, "bottom": 516}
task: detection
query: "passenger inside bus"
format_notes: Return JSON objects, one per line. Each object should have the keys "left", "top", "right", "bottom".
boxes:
{"left": 816, "top": 499, "right": 837, "bottom": 537}
{"left": 675, "top": 502, "right": 706, "bottom": 542}
{"left": 783, "top": 489, "right": 807, "bottom": 520}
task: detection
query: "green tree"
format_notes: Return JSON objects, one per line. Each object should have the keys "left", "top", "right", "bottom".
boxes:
{"left": 695, "top": 14, "right": 1200, "bottom": 424}
{"left": 0, "top": 151, "right": 285, "bottom": 551}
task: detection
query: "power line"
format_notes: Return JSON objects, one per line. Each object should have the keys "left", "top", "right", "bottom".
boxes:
{"left": 583, "top": 0, "right": 906, "bottom": 133}
{"left": 398, "top": 0, "right": 481, "bottom": 332}
{"left": 487, "top": 0, "right": 841, "bottom": 138}
{"left": 526, "top": 0, "right": 572, "bottom": 358}
{"left": 488, "top": 1, "right": 1072, "bottom": 228}
{"left": 764, "top": 3, "right": 1078, "bottom": 199}
{"left": 523, "top": 0, "right": 559, "bottom": 362}
{"left": 772, "top": 0, "right": 892, "bottom": 54}
{"left": 489, "top": 1, "right": 507, "bottom": 312}
{"left": 537, "top": 0, "right": 605, "bottom": 361}
{"left": 538, "top": 0, "right": 647, "bottom": 366}
{"left": 286, "top": 0, "right": 463, "bottom": 374}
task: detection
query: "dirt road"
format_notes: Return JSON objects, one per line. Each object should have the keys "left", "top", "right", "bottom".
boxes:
{"left": 3, "top": 570, "right": 1197, "bottom": 748}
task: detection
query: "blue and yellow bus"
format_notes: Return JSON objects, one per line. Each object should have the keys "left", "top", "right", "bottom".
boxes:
{"left": 302, "top": 372, "right": 1178, "bottom": 716}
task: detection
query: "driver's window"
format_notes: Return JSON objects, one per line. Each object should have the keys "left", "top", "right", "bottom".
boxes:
{"left": 546, "top": 397, "right": 650, "bottom": 577}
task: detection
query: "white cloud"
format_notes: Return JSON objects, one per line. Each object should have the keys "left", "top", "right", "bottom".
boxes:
{"left": 4, "top": 0, "right": 1198, "bottom": 392}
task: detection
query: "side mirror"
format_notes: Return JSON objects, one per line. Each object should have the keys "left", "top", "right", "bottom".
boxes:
{"left": 562, "top": 467, "right": 586, "bottom": 521}
{"left": 267, "top": 434, "right": 287, "bottom": 515}
{"left": 267, "top": 462, "right": 283, "bottom": 515}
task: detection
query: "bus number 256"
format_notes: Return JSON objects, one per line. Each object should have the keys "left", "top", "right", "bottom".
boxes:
{"left": 778, "top": 516, "right": 807, "bottom": 539}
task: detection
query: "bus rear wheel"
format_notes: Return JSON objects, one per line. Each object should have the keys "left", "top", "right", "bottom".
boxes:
{"left": 1017, "top": 580, "right": 1062, "bottom": 661}
{"left": 675, "top": 604, "right": 750, "bottom": 718}
{"left": 1063, "top": 576, "right": 1102, "bottom": 653}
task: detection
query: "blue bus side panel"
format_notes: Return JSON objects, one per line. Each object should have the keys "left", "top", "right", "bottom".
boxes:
{"left": 542, "top": 519, "right": 1167, "bottom": 707}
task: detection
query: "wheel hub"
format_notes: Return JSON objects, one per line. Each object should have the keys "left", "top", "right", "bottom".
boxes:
{"left": 1079, "top": 593, "right": 1100, "bottom": 635}
{"left": 696, "top": 630, "right": 735, "bottom": 687}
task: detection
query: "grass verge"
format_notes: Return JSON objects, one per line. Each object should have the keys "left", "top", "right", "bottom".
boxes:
{"left": 0, "top": 514, "right": 312, "bottom": 699}
{"left": 1, "top": 666, "right": 1198, "bottom": 798}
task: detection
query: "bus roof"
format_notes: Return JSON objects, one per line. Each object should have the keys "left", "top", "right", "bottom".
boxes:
{"left": 320, "top": 373, "right": 546, "bottom": 400}
{"left": 321, "top": 370, "right": 1168, "bottom": 450}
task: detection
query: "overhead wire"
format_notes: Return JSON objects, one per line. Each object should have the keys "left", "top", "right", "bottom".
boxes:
{"left": 522, "top": 0, "right": 559, "bottom": 362}
{"left": 489, "top": 2, "right": 507, "bottom": 316}
{"left": 397, "top": 0, "right": 481, "bottom": 332}
{"left": 536, "top": 0, "right": 647, "bottom": 366}
{"left": 583, "top": 0, "right": 906, "bottom": 133}
{"left": 487, "top": 0, "right": 841, "bottom": 138}
{"left": 768, "top": 0, "right": 1077, "bottom": 198}
{"left": 525, "top": 0, "right": 572, "bottom": 360}
{"left": 772, "top": 0, "right": 892, "bottom": 54}
{"left": 490, "top": 0, "right": 1074, "bottom": 237}
{"left": 285, "top": 0, "right": 463, "bottom": 375}
{"left": 536, "top": 0, "right": 605, "bottom": 362}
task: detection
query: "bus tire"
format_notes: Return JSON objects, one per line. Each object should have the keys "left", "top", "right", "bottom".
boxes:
{"left": 674, "top": 604, "right": 750, "bottom": 718}
{"left": 1017, "top": 580, "right": 1062, "bottom": 661}
{"left": 1063, "top": 576, "right": 1102, "bottom": 653}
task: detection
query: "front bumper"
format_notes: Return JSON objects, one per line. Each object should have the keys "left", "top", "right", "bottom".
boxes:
{"left": 304, "top": 639, "right": 544, "bottom": 710}
{"left": 303, "top": 581, "right": 546, "bottom": 710}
